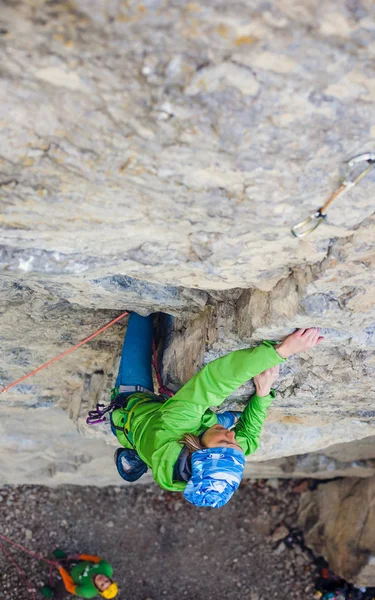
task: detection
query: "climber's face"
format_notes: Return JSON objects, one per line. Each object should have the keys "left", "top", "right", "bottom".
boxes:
{"left": 94, "top": 574, "right": 112, "bottom": 591}
{"left": 201, "top": 424, "right": 242, "bottom": 451}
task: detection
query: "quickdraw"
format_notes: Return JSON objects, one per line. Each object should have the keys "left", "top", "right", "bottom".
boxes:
{"left": 291, "top": 152, "right": 375, "bottom": 238}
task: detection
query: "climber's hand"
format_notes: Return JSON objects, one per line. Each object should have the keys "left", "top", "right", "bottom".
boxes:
{"left": 254, "top": 365, "right": 279, "bottom": 397}
{"left": 276, "top": 328, "right": 324, "bottom": 359}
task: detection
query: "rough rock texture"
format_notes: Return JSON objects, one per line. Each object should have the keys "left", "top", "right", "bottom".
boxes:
{"left": 243, "top": 435, "right": 375, "bottom": 479}
{"left": 298, "top": 476, "right": 375, "bottom": 586}
{"left": 0, "top": 0, "right": 375, "bottom": 484}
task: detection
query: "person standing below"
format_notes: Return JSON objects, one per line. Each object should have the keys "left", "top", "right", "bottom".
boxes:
{"left": 42, "top": 550, "right": 118, "bottom": 599}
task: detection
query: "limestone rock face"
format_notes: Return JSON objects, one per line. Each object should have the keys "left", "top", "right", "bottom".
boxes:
{"left": 0, "top": 0, "right": 375, "bottom": 484}
{"left": 243, "top": 435, "right": 375, "bottom": 479}
{"left": 298, "top": 476, "right": 375, "bottom": 587}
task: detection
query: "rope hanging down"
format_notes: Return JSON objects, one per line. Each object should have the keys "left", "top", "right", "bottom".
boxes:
{"left": 0, "top": 533, "right": 59, "bottom": 600}
{"left": 152, "top": 339, "right": 174, "bottom": 398}
{"left": 0, "top": 312, "right": 129, "bottom": 394}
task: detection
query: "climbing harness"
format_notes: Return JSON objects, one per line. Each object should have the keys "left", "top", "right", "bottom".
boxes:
{"left": 87, "top": 391, "right": 153, "bottom": 428}
{"left": 291, "top": 152, "right": 375, "bottom": 238}
{"left": 86, "top": 339, "right": 174, "bottom": 425}
{"left": 0, "top": 311, "right": 129, "bottom": 394}
{"left": 86, "top": 389, "right": 128, "bottom": 425}
{"left": 0, "top": 533, "right": 59, "bottom": 600}
{"left": 107, "top": 394, "right": 162, "bottom": 447}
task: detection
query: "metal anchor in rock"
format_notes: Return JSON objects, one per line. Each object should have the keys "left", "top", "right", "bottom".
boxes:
{"left": 291, "top": 152, "right": 375, "bottom": 238}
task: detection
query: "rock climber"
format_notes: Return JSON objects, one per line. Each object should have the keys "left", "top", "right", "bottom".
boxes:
{"left": 109, "top": 313, "right": 323, "bottom": 509}
{"left": 42, "top": 549, "right": 118, "bottom": 599}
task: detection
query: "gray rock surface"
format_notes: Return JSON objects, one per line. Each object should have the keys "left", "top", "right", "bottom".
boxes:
{"left": 243, "top": 435, "right": 375, "bottom": 480}
{"left": 0, "top": 0, "right": 374, "bottom": 484}
{"left": 298, "top": 475, "right": 375, "bottom": 586}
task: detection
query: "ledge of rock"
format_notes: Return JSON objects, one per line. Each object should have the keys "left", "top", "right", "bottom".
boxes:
{"left": 0, "top": 0, "right": 374, "bottom": 485}
{"left": 243, "top": 435, "right": 375, "bottom": 480}
{"left": 298, "top": 476, "right": 375, "bottom": 587}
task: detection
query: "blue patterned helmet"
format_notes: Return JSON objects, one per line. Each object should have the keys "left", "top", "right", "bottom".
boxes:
{"left": 183, "top": 447, "right": 245, "bottom": 508}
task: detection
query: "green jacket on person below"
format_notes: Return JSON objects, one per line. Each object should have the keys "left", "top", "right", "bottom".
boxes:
{"left": 112, "top": 341, "right": 285, "bottom": 492}
{"left": 70, "top": 560, "right": 113, "bottom": 598}
{"left": 58, "top": 556, "right": 114, "bottom": 599}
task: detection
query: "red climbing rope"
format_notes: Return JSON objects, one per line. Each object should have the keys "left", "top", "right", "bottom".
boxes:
{"left": 0, "top": 540, "right": 37, "bottom": 600}
{"left": 0, "top": 533, "right": 57, "bottom": 566}
{"left": 152, "top": 340, "right": 174, "bottom": 397}
{"left": 0, "top": 312, "right": 129, "bottom": 394}
{"left": 0, "top": 533, "right": 59, "bottom": 600}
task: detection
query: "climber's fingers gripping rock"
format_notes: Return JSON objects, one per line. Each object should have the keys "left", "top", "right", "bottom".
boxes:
{"left": 254, "top": 365, "right": 280, "bottom": 397}
{"left": 276, "top": 327, "right": 324, "bottom": 359}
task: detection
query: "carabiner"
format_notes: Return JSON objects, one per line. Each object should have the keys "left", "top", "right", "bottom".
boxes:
{"left": 86, "top": 401, "right": 114, "bottom": 425}
{"left": 347, "top": 152, "right": 375, "bottom": 168}
{"left": 291, "top": 210, "right": 326, "bottom": 238}
{"left": 291, "top": 152, "right": 375, "bottom": 238}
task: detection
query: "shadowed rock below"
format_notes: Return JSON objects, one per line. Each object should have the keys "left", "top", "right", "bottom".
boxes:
{"left": 298, "top": 475, "right": 375, "bottom": 587}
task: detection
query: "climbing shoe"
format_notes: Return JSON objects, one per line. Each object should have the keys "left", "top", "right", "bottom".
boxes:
{"left": 114, "top": 448, "right": 148, "bottom": 482}
{"left": 41, "top": 585, "right": 54, "bottom": 598}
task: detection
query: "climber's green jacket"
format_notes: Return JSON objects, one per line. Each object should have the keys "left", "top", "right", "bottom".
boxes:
{"left": 112, "top": 341, "right": 285, "bottom": 492}
{"left": 57, "top": 554, "right": 114, "bottom": 598}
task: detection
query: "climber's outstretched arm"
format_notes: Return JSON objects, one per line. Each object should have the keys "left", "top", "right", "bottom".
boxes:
{"left": 234, "top": 329, "right": 324, "bottom": 454}
{"left": 160, "top": 341, "right": 285, "bottom": 435}
{"left": 160, "top": 328, "right": 323, "bottom": 437}
{"left": 234, "top": 391, "right": 275, "bottom": 455}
